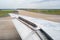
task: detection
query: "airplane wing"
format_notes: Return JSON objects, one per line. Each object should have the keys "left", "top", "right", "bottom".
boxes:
{"left": 9, "top": 13, "right": 60, "bottom": 40}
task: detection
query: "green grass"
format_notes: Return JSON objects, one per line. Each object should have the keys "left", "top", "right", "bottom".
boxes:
{"left": 0, "top": 10, "right": 14, "bottom": 17}
{"left": 27, "top": 9, "right": 60, "bottom": 15}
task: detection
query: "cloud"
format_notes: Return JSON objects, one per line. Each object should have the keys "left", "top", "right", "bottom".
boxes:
{"left": 0, "top": 0, "right": 60, "bottom": 9}
{"left": 31, "top": 0, "right": 60, "bottom": 9}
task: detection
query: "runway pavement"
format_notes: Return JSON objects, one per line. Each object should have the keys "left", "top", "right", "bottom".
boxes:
{"left": 0, "top": 16, "right": 21, "bottom": 40}
{"left": 18, "top": 10, "right": 60, "bottom": 23}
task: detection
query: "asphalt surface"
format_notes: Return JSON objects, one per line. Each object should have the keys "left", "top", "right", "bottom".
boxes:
{"left": 18, "top": 10, "right": 60, "bottom": 23}
{"left": 0, "top": 16, "right": 21, "bottom": 40}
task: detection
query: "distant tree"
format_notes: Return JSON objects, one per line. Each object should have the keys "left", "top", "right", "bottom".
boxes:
{"left": 0, "top": 9, "right": 2, "bottom": 11}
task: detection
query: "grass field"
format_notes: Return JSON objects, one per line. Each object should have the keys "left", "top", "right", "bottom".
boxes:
{"left": 27, "top": 9, "right": 60, "bottom": 15}
{"left": 0, "top": 10, "right": 14, "bottom": 17}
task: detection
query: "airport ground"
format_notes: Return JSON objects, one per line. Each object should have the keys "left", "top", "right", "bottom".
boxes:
{"left": 18, "top": 10, "right": 60, "bottom": 23}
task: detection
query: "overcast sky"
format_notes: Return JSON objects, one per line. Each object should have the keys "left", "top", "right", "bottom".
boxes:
{"left": 0, "top": 0, "right": 60, "bottom": 9}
